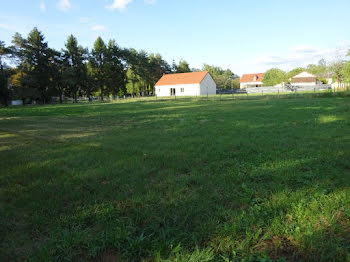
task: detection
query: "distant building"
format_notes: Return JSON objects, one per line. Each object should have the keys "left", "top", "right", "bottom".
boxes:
{"left": 155, "top": 71, "right": 216, "bottom": 97}
{"left": 291, "top": 72, "right": 319, "bottom": 86}
{"left": 240, "top": 73, "right": 264, "bottom": 88}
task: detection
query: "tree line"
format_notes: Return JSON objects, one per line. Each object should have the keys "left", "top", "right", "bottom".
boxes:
{"left": 0, "top": 27, "right": 238, "bottom": 106}
{"left": 261, "top": 56, "right": 350, "bottom": 87}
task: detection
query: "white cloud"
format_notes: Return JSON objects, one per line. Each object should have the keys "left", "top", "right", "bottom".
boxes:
{"left": 248, "top": 45, "right": 346, "bottom": 71}
{"left": 106, "top": 0, "right": 133, "bottom": 11}
{"left": 57, "top": 0, "right": 72, "bottom": 12}
{"left": 289, "top": 45, "right": 318, "bottom": 53}
{"left": 91, "top": 24, "right": 107, "bottom": 32}
{"left": 0, "top": 23, "right": 11, "bottom": 30}
{"left": 40, "top": 1, "right": 46, "bottom": 12}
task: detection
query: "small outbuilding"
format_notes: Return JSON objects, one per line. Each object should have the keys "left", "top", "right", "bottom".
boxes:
{"left": 155, "top": 71, "right": 216, "bottom": 97}
{"left": 291, "top": 72, "right": 319, "bottom": 86}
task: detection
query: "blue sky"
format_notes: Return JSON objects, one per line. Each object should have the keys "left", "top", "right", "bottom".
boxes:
{"left": 1, "top": 0, "right": 350, "bottom": 75}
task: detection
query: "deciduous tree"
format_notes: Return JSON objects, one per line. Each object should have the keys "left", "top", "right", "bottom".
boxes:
{"left": 262, "top": 68, "right": 287, "bottom": 86}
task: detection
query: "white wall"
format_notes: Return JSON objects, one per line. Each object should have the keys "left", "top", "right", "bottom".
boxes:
{"left": 292, "top": 82, "right": 317, "bottom": 86}
{"left": 155, "top": 83, "right": 200, "bottom": 97}
{"left": 199, "top": 73, "right": 217, "bottom": 95}
{"left": 240, "top": 81, "right": 263, "bottom": 89}
{"left": 155, "top": 73, "right": 217, "bottom": 97}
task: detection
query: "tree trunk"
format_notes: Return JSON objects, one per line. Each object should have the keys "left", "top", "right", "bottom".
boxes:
{"left": 58, "top": 88, "right": 63, "bottom": 104}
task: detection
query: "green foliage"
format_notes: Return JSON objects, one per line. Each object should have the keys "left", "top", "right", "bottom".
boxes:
{"left": 1, "top": 97, "right": 350, "bottom": 261}
{"left": 318, "top": 77, "right": 328, "bottom": 84}
{"left": 287, "top": 67, "right": 305, "bottom": 79}
{"left": 342, "top": 60, "right": 350, "bottom": 83}
{"left": 202, "top": 64, "right": 238, "bottom": 89}
{"left": 262, "top": 68, "right": 287, "bottom": 86}
{"left": 63, "top": 35, "right": 89, "bottom": 101}
{"left": 123, "top": 48, "right": 171, "bottom": 95}
{"left": 11, "top": 28, "right": 52, "bottom": 102}
{"left": 176, "top": 59, "right": 191, "bottom": 73}
{"left": 331, "top": 61, "right": 345, "bottom": 83}
{"left": 306, "top": 59, "right": 329, "bottom": 77}
{"left": 0, "top": 41, "right": 12, "bottom": 106}
{"left": 89, "top": 36, "right": 107, "bottom": 99}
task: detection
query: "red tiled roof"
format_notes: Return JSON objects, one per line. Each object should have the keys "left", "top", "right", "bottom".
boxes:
{"left": 240, "top": 73, "right": 264, "bottom": 83}
{"left": 155, "top": 71, "right": 209, "bottom": 86}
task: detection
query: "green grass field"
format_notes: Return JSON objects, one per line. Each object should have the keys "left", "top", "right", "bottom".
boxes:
{"left": 1, "top": 95, "right": 350, "bottom": 261}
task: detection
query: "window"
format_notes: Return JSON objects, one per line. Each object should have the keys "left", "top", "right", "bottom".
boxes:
{"left": 181, "top": 88, "right": 184, "bottom": 93}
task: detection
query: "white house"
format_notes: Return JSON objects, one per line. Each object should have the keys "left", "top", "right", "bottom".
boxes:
{"left": 240, "top": 73, "right": 264, "bottom": 88}
{"left": 291, "top": 72, "right": 319, "bottom": 86}
{"left": 155, "top": 71, "right": 216, "bottom": 97}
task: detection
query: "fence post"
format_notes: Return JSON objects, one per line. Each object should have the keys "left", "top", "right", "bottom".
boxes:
{"left": 278, "top": 89, "right": 280, "bottom": 98}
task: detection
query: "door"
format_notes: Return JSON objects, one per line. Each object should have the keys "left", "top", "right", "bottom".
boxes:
{"left": 170, "top": 88, "right": 176, "bottom": 96}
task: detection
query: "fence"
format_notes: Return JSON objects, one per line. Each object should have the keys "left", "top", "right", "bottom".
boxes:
{"left": 6, "top": 86, "right": 349, "bottom": 107}
{"left": 246, "top": 84, "right": 332, "bottom": 94}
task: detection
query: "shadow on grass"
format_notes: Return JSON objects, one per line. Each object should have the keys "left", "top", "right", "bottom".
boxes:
{"left": 0, "top": 97, "right": 350, "bottom": 261}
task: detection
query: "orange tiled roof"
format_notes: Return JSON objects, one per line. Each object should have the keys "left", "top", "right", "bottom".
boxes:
{"left": 240, "top": 73, "right": 264, "bottom": 83}
{"left": 155, "top": 71, "right": 209, "bottom": 86}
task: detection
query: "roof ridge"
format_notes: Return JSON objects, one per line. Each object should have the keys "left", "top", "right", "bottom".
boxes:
{"left": 155, "top": 71, "right": 209, "bottom": 86}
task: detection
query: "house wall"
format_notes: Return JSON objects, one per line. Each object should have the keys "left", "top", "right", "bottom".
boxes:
{"left": 155, "top": 84, "right": 200, "bottom": 97}
{"left": 240, "top": 81, "right": 263, "bottom": 89}
{"left": 199, "top": 73, "right": 217, "bottom": 95}
{"left": 292, "top": 82, "right": 317, "bottom": 86}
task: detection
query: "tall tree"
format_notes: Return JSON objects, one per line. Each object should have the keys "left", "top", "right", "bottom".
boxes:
{"left": 148, "top": 53, "right": 171, "bottom": 94}
{"left": 203, "top": 64, "right": 238, "bottom": 89}
{"left": 176, "top": 59, "right": 191, "bottom": 73}
{"left": 49, "top": 48, "right": 66, "bottom": 103}
{"left": 63, "top": 34, "right": 88, "bottom": 102}
{"left": 0, "top": 41, "right": 11, "bottom": 106}
{"left": 104, "top": 40, "right": 126, "bottom": 96}
{"left": 12, "top": 28, "right": 51, "bottom": 103}
{"left": 331, "top": 61, "right": 345, "bottom": 87}
{"left": 89, "top": 37, "right": 107, "bottom": 100}
{"left": 342, "top": 49, "right": 350, "bottom": 83}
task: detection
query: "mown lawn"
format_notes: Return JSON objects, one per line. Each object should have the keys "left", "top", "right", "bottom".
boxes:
{"left": 1, "top": 96, "right": 350, "bottom": 261}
